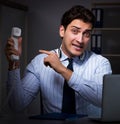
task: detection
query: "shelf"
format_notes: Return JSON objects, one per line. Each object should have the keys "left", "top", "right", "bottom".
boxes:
{"left": 92, "top": 2, "right": 120, "bottom": 7}
{"left": 91, "top": 2, "right": 120, "bottom": 74}
{"left": 94, "top": 28, "right": 120, "bottom": 31}
{"left": 102, "top": 54, "right": 120, "bottom": 57}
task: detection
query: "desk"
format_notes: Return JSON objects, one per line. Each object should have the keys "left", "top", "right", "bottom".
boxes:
{"left": 0, "top": 115, "right": 120, "bottom": 124}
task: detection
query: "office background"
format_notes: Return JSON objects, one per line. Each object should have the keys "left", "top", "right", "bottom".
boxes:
{"left": 0, "top": 0, "right": 120, "bottom": 115}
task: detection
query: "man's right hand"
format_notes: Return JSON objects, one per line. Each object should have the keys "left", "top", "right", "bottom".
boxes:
{"left": 4, "top": 37, "right": 22, "bottom": 70}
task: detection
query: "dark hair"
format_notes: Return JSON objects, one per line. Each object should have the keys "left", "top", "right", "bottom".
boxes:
{"left": 61, "top": 5, "right": 95, "bottom": 29}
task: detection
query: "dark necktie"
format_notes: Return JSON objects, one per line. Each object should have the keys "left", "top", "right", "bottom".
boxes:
{"left": 62, "top": 58, "right": 76, "bottom": 114}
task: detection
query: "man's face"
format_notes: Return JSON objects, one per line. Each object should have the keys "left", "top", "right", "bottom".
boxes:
{"left": 59, "top": 19, "right": 92, "bottom": 58}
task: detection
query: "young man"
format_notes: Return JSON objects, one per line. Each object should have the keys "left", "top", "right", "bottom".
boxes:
{"left": 5, "top": 5, "right": 112, "bottom": 116}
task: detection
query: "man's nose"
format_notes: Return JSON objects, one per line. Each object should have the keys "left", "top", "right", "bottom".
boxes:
{"left": 76, "top": 33, "right": 84, "bottom": 43}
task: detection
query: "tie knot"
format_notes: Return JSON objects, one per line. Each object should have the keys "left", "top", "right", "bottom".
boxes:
{"left": 67, "top": 58, "right": 73, "bottom": 71}
{"left": 68, "top": 58, "right": 73, "bottom": 63}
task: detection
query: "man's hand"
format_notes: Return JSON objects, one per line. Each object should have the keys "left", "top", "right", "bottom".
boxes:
{"left": 39, "top": 50, "right": 73, "bottom": 81}
{"left": 39, "top": 50, "right": 66, "bottom": 73}
{"left": 5, "top": 37, "right": 22, "bottom": 70}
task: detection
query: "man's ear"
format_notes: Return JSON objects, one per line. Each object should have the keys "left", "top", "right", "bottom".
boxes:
{"left": 59, "top": 25, "right": 65, "bottom": 38}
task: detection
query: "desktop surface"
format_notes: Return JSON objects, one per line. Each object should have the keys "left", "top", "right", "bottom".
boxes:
{"left": 0, "top": 114, "right": 120, "bottom": 124}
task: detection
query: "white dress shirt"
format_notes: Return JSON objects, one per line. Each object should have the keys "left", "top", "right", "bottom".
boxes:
{"left": 7, "top": 48, "right": 112, "bottom": 115}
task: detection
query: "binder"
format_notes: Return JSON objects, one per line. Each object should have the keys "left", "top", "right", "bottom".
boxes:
{"left": 96, "top": 34, "right": 102, "bottom": 54}
{"left": 92, "top": 8, "right": 103, "bottom": 28}
{"left": 91, "top": 34, "right": 102, "bottom": 54}
{"left": 91, "top": 34, "right": 96, "bottom": 53}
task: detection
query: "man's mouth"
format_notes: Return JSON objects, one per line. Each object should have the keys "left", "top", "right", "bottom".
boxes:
{"left": 72, "top": 44, "right": 83, "bottom": 51}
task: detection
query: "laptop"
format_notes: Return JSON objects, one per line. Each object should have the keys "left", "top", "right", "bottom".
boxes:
{"left": 89, "top": 74, "right": 120, "bottom": 122}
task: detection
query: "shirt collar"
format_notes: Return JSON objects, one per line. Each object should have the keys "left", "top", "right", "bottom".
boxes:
{"left": 56, "top": 47, "right": 86, "bottom": 62}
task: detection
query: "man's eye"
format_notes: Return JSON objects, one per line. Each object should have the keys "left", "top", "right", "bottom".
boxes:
{"left": 71, "top": 29, "right": 79, "bottom": 34}
{"left": 83, "top": 31, "right": 91, "bottom": 38}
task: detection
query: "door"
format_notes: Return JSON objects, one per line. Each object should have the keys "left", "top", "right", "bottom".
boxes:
{"left": 0, "top": 4, "right": 27, "bottom": 114}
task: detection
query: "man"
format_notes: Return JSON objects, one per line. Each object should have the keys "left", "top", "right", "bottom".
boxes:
{"left": 5, "top": 5, "right": 112, "bottom": 116}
